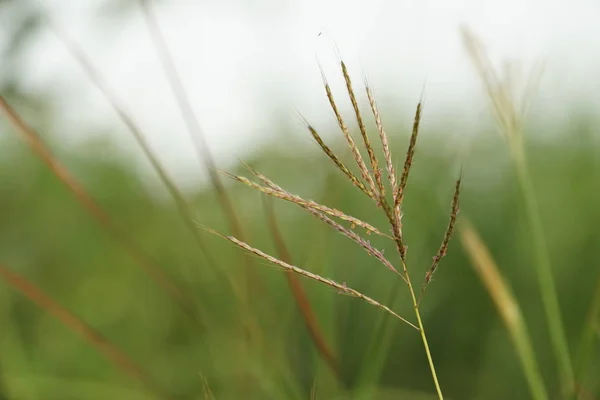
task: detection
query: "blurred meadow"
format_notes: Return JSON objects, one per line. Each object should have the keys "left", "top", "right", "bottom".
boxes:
{"left": 1, "top": 1, "right": 600, "bottom": 399}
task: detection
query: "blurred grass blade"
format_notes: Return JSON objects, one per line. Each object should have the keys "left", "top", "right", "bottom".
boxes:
{"left": 0, "top": 263, "right": 169, "bottom": 400}
{"left": 262, "top": 197, "right": 341, "bottom": 381}
{"left": 200, "top": 373, "right": 216, "bottom": 400}
{"left": 137, "top": 1, "right": 265, "bottom": 344}
{"left": 462, "top": 27, "right": 573, "bottom": 395}
{"left": 574, "top": 275, "right": 600, "bottom": 396}
{"left": 0, "top": 96, "right": 200, "bottom": 326}
{"left": 49, "top": 22, "right": 221, "bottom": 280}
{"left": 460, "top": 219, "right": 548, "bottom": 400}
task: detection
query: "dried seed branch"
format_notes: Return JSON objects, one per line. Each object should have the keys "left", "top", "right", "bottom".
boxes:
{"left": 365, "top": 82, "right": 397, "bottom": 194}
{"left": 340, "top": 61, "right": 385, "bottom": 199}
{"left": 262, "top": 198, "right": 341, "bottom": 379}
{"left": 201, "top": 227, "right": 418, "bottom": 331}
{"left": 223, "top": 172, "right": 386, "bottom": 237}
{"left": 303, "top": 207, "right": 403, "bottom": 278}
{"left": 395, "top": 102, "right": 422, "bottom": 207}
{"left": 296, "top": 111, "right": 375, "bottom": 199}
{"left": 0, "top": 96, "right": 199, "bottom": 325}
{"left": 319, "top": 62, "right": 377, "bottom": 197}
{"left": 0, "top": 263, "right": 170, "bottom": 400}
{"left": 237, "top": 165, "right": 401, "bottom": 277}
{"left": 423, "top": 175, "right": 462, "bottom": 289}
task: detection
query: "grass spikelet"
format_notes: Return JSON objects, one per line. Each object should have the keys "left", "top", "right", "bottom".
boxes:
{"left": 395, "top": 102, "right": 422, "bottom": 207}
{"left": 0, "top": 263, "right": 169, "bottom": 399}
{"left": 460, "top": 220, "right": 548, "bottom": 400}
{"left": 303, "top": 207, "right": 402, "bottom": 277}
{"left": 365, "top": 82, "right": 396, "bottom": 193}
{"left": 423, "top": 175, "right": 462, "bottom": 289}
{"left": 296, "top": 111, "right": 375, "bottom": 199}
{"left": 319, "top": 62, "right": 377, "bottom": 197}
{"left": 201, "top": 227, "right": 418, "bottom": 331}
{"left": 340, "top": 61, "right": 384, "bottom": 199}
{"left": 225, "top": 172, "right": 386, "bottom": 237}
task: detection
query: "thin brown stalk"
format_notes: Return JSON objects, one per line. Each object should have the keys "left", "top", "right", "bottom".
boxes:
{"left": 199, "top": 373, "right": 215, "bottom": 400}
{"left": 340, "top": 61, "right": 384, "bottom": 199}
{"left": 137, "top": 0, "right": 246, "bottom": 238}
{"left": 319, "top": 63, "right": 376, "bottom": 198}
{"left": 365, "top": 82, "right": 396, "bottom": 193}
{"left": 0, "top": 96, "right": 200, "bottom": 325}
{"left": 262, "top": 198, "right": 341, "bottom": 380}
{"left": 423, "top": 175, "right": 462, "bottom": 288}
{"left": 50, "top": 23, "right": 220, "bottom": 277}
{"left": 137, "top": 0, "right": 263, "bottom": 314}
{"left": 0, "top": 263, "right": 169, "bottom": 400}
{"left": 225, "top": 171, "right": 385, "bottom": 237}
{"left": 395, "top": 102, "right": 422, "bottom": 207}
{"left": 201, "top": 227, "right": 418, "bottom": 331}
{"left": 296, "top": 112, "right": 375, "bottom": 199}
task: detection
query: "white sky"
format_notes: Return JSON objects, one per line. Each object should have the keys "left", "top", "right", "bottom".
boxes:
{"left": 8, "top": 0, "right": 600, "bottom": 188}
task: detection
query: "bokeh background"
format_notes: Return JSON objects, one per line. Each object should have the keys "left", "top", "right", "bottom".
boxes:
{"left": 1, "top": 0, "right": 599, "bottom": 399}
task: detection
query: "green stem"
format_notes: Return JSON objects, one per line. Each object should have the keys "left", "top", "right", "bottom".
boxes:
{"left": 403, "top": 262, "right": 443, "bottom": 399}
{"left": 513, "top": 144, "right": 574, "bottom": 395}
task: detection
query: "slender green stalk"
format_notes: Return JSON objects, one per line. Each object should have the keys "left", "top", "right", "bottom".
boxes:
{"left": 574, "top": 275, "right": 600, "bottom": 395}
{"left": 461, "top": 220, "right": 548, "bottom": 400}
{"left": 403, "top": 261, "right": 443, "bottom": 399}
{"left": 513, "top": 146, "right": 574, "bottom": 395}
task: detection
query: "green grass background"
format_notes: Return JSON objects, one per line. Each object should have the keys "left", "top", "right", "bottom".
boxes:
{"left": 0, "top": 110, "right": 599, "bottom": 399}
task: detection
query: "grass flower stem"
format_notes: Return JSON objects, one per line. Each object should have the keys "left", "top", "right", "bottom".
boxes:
{"left": 513, "top": 146, "right": 574, "bottom": 395}
{"left": 402, "top": 260, "right": 444, "bottom": 399}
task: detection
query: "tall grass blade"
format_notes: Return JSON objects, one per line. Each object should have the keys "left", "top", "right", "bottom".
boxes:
{"left": 460, "top": 219, "right": 548, "bottom": 400}
{"left": 49, "top": 22, "right": 220, "bottom": 279}
{"left": 0, "top": 263, "right": 169, "bottom": 400}
{"left": 262, "top": 197, "right": 341, "bottom": 381}
{"left": 0, "top": 96, "right": 200, "bottom": 326}
{"left": 462, "top": 27, "right": 574, "bottom": 395}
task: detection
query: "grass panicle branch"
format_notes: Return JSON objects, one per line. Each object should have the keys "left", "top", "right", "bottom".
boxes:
{"left": 340, "top": 61, "right": 385, "bottom": 199}
{"left": 319, "top": 62, "right": 377, "bottom": 198}
{"left": 365, "top": 81, "right": 397, "bottom": 193}
{"left": 224, "top": 171, "right": 385, "bottom": 237}
{"left": 201, "top": 227, "right": 418, "bottom": 331}
{"left": 235, "top": 165, "right": 401, "bottom": 277}
{"left": 0, "top": 263, "right": 170, "bottom": 400}
{"left": 423, "top": 175, "right": 462, "bottom": 289}
{"left": 296, "top": 111, "right": 375, "bottom": 199}
{"left": 395, "top": 102, "right": 422, "bottom": 208}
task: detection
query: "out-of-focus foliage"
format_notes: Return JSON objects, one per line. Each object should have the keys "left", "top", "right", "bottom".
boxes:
{"left": 1, "top": 2, "right": 600, "bottom": 399}
{"left": 0, "top": 112, "right": 599, "bottom": 399}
